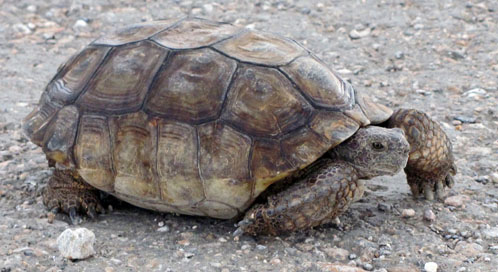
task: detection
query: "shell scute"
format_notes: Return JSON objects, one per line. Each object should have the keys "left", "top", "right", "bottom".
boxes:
{"left": 77, "top": 41, "right": 168, "bottom": 113}
{"left": 145, "top": 48, "right": 236, "bottom": 123}
{"left": 93, "top": 20, "right": 176, "bottom": 46}
{"left": 151, "top": 18, "right": 240, "bottom": 49}
{"left": 214, "top": 30, "right": 305, "bottom": 66}
{"left": 109, "top": 111, "right": 159, "bottom": 200}
{"left": 42, "top": 106, "right": 79, "bottom": 167}
{"left": 156, "top": 120, "right": 204, "bottom": 206}
{"left": 309, "top": 111, "right": 360, "bottom": 149}
{"left": 222, "top": 66, "right": 313, "bottom": 137}
{"left": 22, "top": 93, "right": 62, "bottom": 146}
{"left": 281, "top": 56, "right": 354, "bottom": 110}
{"left": 74, "top": 115, "right": 114, "bottom": 192}
{"left": 47, "top": 46, "right": 109, "bottom": 106}
{"left": 281, "top": 126, "right": 330, "bottom": 168}
{"left": 198, "top": 122, "right": 252, "bottom": 210}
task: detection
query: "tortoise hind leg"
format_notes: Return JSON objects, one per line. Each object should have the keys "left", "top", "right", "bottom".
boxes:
{"left": 43, "top": 169, "right": 104, "bottom": 224}
{"left": 234, "top": 159, "right": 364, "bottom": 236}
{"left": 387, "top": 108, "right": 456, "bottom": 200}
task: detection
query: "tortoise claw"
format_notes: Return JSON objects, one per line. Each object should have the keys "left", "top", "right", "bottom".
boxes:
{"left": 86, "top": 205, "right": 97, "bottom": 219}
{"left": 423, "top": 183, "right": 434, "bottom": 201}
{"left": 233, "top": 227, "right": 244, "bottom": 237}
{"left": 435, "top": 180, "right": 445, "bottom": 200}
{"left": 233, "top": 218, "right": 253, "bottom": 236}
{"left": 68, "top": 207, "right": 83, "bottom": 225}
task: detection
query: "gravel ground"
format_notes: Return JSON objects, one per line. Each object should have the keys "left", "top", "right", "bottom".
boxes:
{"left": 1, "top": 0, "right": 497, "bottom": 271}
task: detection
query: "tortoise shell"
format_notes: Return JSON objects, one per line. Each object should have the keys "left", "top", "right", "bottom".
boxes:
{"left": 23, "top": 18, "right": 392, "bottom": 219}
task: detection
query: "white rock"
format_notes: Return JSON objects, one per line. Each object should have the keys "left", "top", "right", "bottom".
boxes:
{"left": 444, "top": 195, "right": 470, "bottom": 207}
{"left": 424, "top": 262, "right": 438, "bottom": 272}
{"left": 401, "top": 209, "right": 416, "bottom": 218}
{"left": 463, "top": 88, "right": 488, "bottom": 99}
{"left": 57, "top": 228, "right": 96, "bottom": 260}
{"left": 73, "top": 19, "right": 89, "bottom": 30}
{"left": 490, "top": 172, "right": 498, "bottom": 184}
{"left": 482, "top": 227, "right": 498, "bottom": 239}
{"left": 423, "top": 209, "right": 436, "bottom": 221}
{"left": 203, "top": 4, "right": 214, "bottom": 13}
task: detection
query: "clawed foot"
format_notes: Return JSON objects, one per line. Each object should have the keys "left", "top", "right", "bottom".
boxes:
{"left": 233, "top": 218, "right": 253, "bottom": 237}
{"left": 43, "top": 170, "right": 105, "bottom": 224}
{"left": 408, "top": 173, "right": 455, "bottom": 201}
{"left": 44, "top": 189, "right": 104, "bottom": 224}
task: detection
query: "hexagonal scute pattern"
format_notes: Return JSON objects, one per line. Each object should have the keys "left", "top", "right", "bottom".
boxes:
{"left": 222, "top": 65, "right": 313, "bottom": 137}
{"left": 156, "top": 120, "right": 204, "bottom": 207}
{"left": 47, "top": 46, "right": 110, "bottom": 105}
{"left": 198, "top": 122, "right": 253, "bottom": 210}
{"left": 281, "top": 56, "right": 354, "bottom": 110}
{"left": 145, "top": 48, "right": 237, "bottom": 123}
{"left": 74, "top": 115, "right": 114, "bottom": 192}
{"left": 151, "top": 18, "right": 240, "bottom": 49}
{"left": 214, "top": 30, "right": 305, "bottom": 66}
{"left": 109, "top": 112, "right": 160, "bottom": 201}
{"left": 78, "top": 41, "right": 168, "bottom": 113}
{"left": 93, "top": 20, "right": 176, "bottom": 46}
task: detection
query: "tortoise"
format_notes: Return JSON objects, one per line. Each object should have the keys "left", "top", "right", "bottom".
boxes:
{"left": 23, "top": 17, "right": 456, "bottom": 235}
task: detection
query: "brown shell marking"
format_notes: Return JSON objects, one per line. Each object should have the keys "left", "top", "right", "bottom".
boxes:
{"left": 156, "top": 120, "right": 204, "bottom": 207}
{"left": 47, "top": 47, "right": 110, "bottom": 105}
{"left": 152, "top": 18, "right": 241, "bottom": 49}
{"left": 198, "top": 121, "right": 253, "bottom": 214}
{"left": 354, "top": 87, "right": 392, "bottom": 124}
{"left": 109, "top": 111, "right": 159, "bottom": 200}
{"left": 281, "top": 56, "right": 354, "bottom": 110}
{"left": 222, "top": 65, "right": 313, "bottom": 137}
{"left": 74, "top": 115, "right": 114, "bottom": 192}
{"left": 42, "top": 106, "right": 79, "bottom": 167}
{"left": 251, "top": 139, "right": 294, "bottom": 197}
{"left": 145, "top": 48, "right": 237, "bottom": 123}
{"left": 77, "top": 41, "right": 168, "bottom": 113}
{"left": 23, "top": 93, "right": 62, "bottom": 146}
{"left": 93, "top": 19, "right": 177, "bottom": 46}
{"left": 214, "top": 30, "right": 305, "bottom": 66}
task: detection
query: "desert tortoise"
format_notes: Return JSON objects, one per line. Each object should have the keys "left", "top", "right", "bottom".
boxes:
{"left": 23, "top": 18, "right": 456, "bottom": 235}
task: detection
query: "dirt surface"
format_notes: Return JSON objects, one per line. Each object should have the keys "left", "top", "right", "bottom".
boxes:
{"left": 1, "top": 0, "right": 497, "bottom": 271}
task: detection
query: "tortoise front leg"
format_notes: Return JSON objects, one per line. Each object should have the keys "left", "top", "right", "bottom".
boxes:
{"left": 387, "top": 108, "right": 457, "bottom": 200}
{"left": 234, "top": 159, "right": 364, "bottom": 236}
{"left": 43, "top": 169, "right": 104, "bottom": 224}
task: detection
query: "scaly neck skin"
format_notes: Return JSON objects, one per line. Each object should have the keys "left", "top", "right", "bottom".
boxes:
{"left": 326, "top": 150, "right": 369, "bottom": 179}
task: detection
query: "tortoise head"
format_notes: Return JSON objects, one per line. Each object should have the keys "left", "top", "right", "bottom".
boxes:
{"left": 330, "top": 126, "right": 410, "bottom": 179}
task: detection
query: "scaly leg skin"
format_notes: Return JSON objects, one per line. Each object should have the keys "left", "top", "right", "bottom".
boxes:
{"left": 43, "top": 169, "right": 104, "bottom": 224}
{"left": 387, "top": 108, "right": 457, "bottom": 200}
{"left": 234, "top": 159, "right": 364, "bottom": 236}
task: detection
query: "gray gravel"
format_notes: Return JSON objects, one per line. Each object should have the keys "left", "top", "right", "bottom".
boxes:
{"left": 1, "top": 0, "right": 497, "bottom": 271}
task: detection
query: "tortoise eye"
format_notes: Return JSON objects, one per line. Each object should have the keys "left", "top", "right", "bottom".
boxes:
{"left": 372, "top": 142, "right": 385, "bottom": 151}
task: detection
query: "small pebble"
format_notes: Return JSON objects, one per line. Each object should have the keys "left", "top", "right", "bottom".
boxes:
{"left": 348, "top": 253, "right": 357, "bottom": 260}
{"left": 444, "top": 195, "right": 470, "bottom": 207}
{"left": 401, "top": 209, "right": 416, "bottom": 218}
{"left": 394, "top": 51, "right": 405, "bottom": 59}
{"left": 424, "top": 262, "right": 438, "bottom": 272}
{"left": 363, "top": 263, "right": 374, "bottom": 271}
{"left": 57, "top": 228, "right": 96, "bottom": 260}
{"left": 454, "top": 116, "right": 476, "bottom": 124}
{"left": 73, "top": 19, "right": 89, "bottom": 30}
{"left": 157, "top": 226, "right": 170, "bottom": 232}
{"left": 377, "top": 203, "right": 390, "bottom": 212}
{"left": 490, "top": 173, "right": 498, "bottom": 184}
{"left": 256, "top": 244, "right": 266, "bottom": 251}
{"left": 349, "top": 28, "right": 371, "bottom": 39}
{"left": 424, "top": 209, "right": 436, "bottom": 221}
